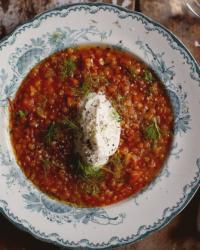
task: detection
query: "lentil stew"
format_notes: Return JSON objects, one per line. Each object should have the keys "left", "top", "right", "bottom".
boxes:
{"left": 9, "top": 45, "right": 174, "bottom": 207}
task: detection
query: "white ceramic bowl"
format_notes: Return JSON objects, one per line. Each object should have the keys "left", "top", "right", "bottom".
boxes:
{"left": 0, "top": 3, "right": 199, "bottom": 249}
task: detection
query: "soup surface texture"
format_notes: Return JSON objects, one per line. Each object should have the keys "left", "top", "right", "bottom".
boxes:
{"left": 10, "top": 45, "right": 174, "bottom": 207}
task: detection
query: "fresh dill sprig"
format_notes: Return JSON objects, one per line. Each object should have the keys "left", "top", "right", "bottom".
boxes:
{"left": 78, "top": 160, "right": 104, "bottom": 179}
{"left": 16, "top": 109, "right": 27, "bottom": 118}
{"left": 62, "top": 116, "right": 79, "bottom": 130}
{"left": 144, "top": 69, "right": 154, "bottom": 82}
{"left": 144, "top": 117, "right": 161, "bottom": 144}
{"left": 73, "top": 73, "right": 109, "bottom": 97}
{"left": 111, "top": 108, "right": 121, "bottom": 123}
{"left": 61, "top": 58, "right": 76, "bottom": 79}
{"left": 73, "top": 80, "right": 91, "bottom": 97}
{"left": 44, "top": 123, "right": 59, "bottom": 145}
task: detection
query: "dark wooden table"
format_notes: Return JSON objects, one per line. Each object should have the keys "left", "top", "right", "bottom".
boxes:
{"left": 0, "top": 0, "right": 199, "bottom": 249}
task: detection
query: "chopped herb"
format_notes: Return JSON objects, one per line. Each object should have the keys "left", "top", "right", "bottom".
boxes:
{"left": 144, "top": 70, "right": 154, "bottom": 82}
{"left": 73, "top": 73, "right": 109, "bottom": 97}
{"left": 144, "top": 117, "right": 161, "bottom": 144}
{"left": 78, "top": 160, "right": 104, "bottom": 179}
{"left": 77, "top": 160, "right": 103, "bottom": 195}
{"left": 16, "top": 110, "right": 27, "bottom": 118}
{"left": 44, "top": 123, "right": 59, "bottom": 145}
{"left": 81, "top": 81, "right": 91, "bottom": 96}
{"left": 73, "top": 80, "right": 91, "bottom": 97}
{"left": 61, "top": 58, "right": 76, "bottom": 79}
{"left": 111, "top": 152, "right": 121, "bottom": 166}
{"left": 111, "top": 108, "right": 121, "bottom": 123}
{"left": 62, "top": 116, "right": 79, "bottom": 130}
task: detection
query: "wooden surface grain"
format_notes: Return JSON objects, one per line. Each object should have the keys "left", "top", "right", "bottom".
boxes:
{"left": 0, "top": 0, "right": 199, "bottom": 249}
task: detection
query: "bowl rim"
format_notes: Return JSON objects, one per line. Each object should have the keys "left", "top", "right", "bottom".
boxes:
{"left": 0, "top": 2, "right": 199, "bottom": 249}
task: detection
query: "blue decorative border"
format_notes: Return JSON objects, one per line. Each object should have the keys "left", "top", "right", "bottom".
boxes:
{"left": 0, "top": 158, "right": 199, "bottom": 249}
{"left": 0, "top": 3, "right": 199, "bottom": 249}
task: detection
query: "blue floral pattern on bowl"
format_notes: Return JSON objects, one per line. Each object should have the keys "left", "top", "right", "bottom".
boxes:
{"left": 0, "top": 3, "right": 199, "bottom": 249}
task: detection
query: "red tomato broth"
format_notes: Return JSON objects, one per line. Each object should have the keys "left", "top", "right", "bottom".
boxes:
{"left": 9, "top": 45, "right": 174, "bottom": 207}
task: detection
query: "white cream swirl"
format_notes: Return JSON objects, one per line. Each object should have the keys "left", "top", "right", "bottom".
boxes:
{"left": 76, "top": 92, "right": 121, "bottom": 168}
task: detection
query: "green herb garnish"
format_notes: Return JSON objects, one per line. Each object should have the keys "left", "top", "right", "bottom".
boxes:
{"left": 44, "top": 123, "right": 59, "bottom": 145}
{"left": 111, "top": 108, "right": 121, "bottom": 123}
{"left": 17, "top": 110, "right": 27, "bottom": 118}
{"left": 62, "top": 116, "right": 79, "bottom": 130}
{"left": 144, "top": 70, "right": 154, "bottom": 82}
{"left": 80, "top": 81, "right": 91, "bottom": 96}
{"left": 78, "top": 160, "right": 103, "bottom": 195}
{"left": 78, "top": 160, "right": 104, "bottom": 179}
{"left": 73, "top": 80, "right": 91, "bottom": 97}
{"left": 61, "top": 58, "right": 76, "bottom": 79}
{"left": 144, "top": 117, "right": 161, "bottom": 144}
{"left": 111, "top": 152, "right": 121, "bottom": 166}
{"left": 73, "top": 73, "right": 109, "bottom": 97}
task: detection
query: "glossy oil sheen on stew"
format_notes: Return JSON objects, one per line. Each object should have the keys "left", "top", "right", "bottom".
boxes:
{"left": 10, "top": 45, "right": 174, "bottom": 207}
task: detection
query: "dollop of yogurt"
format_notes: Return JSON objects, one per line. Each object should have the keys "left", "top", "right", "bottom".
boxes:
{"left": 76, "top": 92, "right": 121, "bottom": 168}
